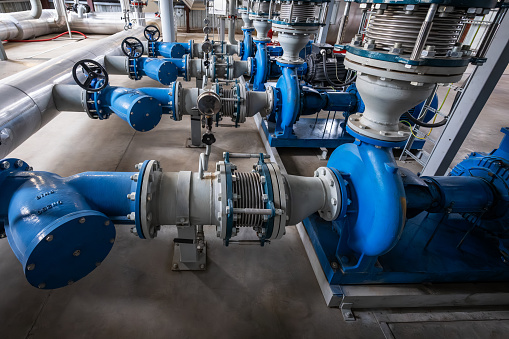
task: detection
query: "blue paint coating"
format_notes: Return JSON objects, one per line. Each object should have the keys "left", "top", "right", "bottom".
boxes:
{"left": 273, "top": 63, "right": 301, "bottom": 138}
{"left": 0, "top": 158, "right": 141, "bottom": 288}
{"left": 153, "top": 42, "right": 189, "bottom": 58}
{"left": 241, "top": 28, "right": 254, "bottom": 60}
{"left": 253, "top": 39, "right": 270, "bottom": 91}
{"left": 328, "top": 141, "right": 406, "bottom": 256}
{"left": 97, "top": 86, "right": 163, "bottom": 132}
{"left": 303, "top": 128, "right": 509, "bottom": 285}
{"left": 346, "top": 0, "right": 497, "bottom": 8}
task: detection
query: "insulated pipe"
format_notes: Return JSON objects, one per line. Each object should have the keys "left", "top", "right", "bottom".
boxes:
{"left": 0, "top": 27, "right": 147, "bottom": 159}
{"left": 30, "top": 0, "right": 43, "bottom": 19}
{"left": 160, "top": 0, "right": 175, "bottom": 42}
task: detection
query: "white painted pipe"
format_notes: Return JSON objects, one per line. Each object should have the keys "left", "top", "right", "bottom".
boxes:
{"left": 160, "top": 0, "right": 175, "bottom": 42}
{"left": 30, "top": 0, "right": 43, "bottom": 19}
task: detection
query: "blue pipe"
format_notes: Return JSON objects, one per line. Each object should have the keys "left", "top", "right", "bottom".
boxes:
{"left": 301, "top": 88, "right": 359, "bottom": 116}
{"left": 0, "top": 159, "right": 137, "bottom": 289}
{"left": 253, "top": 40, "right": 270, "bottom": 91}
{"left": 241, "top": 28, "right": 254, "bottom": 60}
{"left": 135, "top": 57, "right": 186, "bottom": 85}
{"left": 149, "top": 41, "right": 190, "bottom": 58}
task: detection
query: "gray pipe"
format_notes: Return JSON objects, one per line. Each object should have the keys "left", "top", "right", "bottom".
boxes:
{"left": 0, "top": 28, "right": 147, "bottom": 159}
{"left": 160, "top": 0, "right": 175, "bottom": 42}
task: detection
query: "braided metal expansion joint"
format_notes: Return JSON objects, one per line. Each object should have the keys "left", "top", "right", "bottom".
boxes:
{"left": 216, "top": 153, "right": 287, "bottom": 246}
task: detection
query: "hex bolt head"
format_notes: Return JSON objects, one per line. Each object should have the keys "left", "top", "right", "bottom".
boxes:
{"left": 331, "top": 262, "right": 339, "bottom": 269}
{"left": 1, "top": 161, "right": 10, "bottom": 170}
{"left": 45, "top": 235, "right": 54, "bottom": 242}
{"left": 78, "top": 217, "right": 86, "bottom": 224}
{"left": 127, "top": 212, "right": 135, "bottom": 220}
{"left": 27, "top": 264, "right": 35, "bottom": 271}
{"left": 104, "top": 220, "right": 110, "bottom": 226}
{"left": 15, "top": 160, "right": 24, "bottom": 168}
{"left": 173, "top": 263, "right": 179, "bottom": 269}
{"left": 38, "top": 283, "right": 46, "bottom": 289}
{"left": 127, "top": 192, "right": 136, "bottom": 201}
{"left": 73, "top": 250, "right": 81, "bottom": 257}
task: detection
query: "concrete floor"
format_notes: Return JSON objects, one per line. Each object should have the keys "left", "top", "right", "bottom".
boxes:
{"left": 1, "top": 33, "right": 509, "bottom": 338}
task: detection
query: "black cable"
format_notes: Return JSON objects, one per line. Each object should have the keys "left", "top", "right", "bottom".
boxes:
{"left": 404, "top": 111, "right": 448, "bottom": 128}
{"left": 321, "top": 53, "right": 356, "bottom": 88}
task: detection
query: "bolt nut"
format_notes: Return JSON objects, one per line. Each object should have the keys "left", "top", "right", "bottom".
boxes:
{"left": 15, "top": 160, "right": 24, "bottom": 168}
{"left": 73, "top": 250, "right": 81, "bottom": 257}
{"left": 173, "top": 263, "right": 179, "bottom": 269}
{"left": 363, "top": 39, "right": 376, "bottom": 50}
{"left": 27, "top": 264, "right": 35, "bottom": 271}
{"left": 0, "top": 161, "right": 10, "bottom": 170}
{"left": 127, "top": 192, "right": 136, "bottom": 201}
{"left": 127, "top": 212, "right": 135, "bottom": 220}
{"left": 78, "top": 217, "right": 86, "bottom": 224}
{"left": 45, "top": 235, "right": 54, "bottom": 242}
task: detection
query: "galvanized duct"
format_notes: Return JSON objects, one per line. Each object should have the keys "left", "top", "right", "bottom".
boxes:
{"left": 0, "top": 27, "right": 147, "bottom": 158}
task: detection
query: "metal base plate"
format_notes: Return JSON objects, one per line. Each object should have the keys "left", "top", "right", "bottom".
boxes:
{"left": 171, "top": 242, "right": 207, "bottom": 271}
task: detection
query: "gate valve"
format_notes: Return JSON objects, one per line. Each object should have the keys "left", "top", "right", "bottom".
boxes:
{"left": 144, "top": 25, "right": 160, "bottom": 42}
{"left": 72, "top": 59, "right": 109, "bottom": 92}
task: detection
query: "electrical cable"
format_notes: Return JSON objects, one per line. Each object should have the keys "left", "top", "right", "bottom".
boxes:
{"left": 404, "top": 110, "right": 448, "bottom": 128}
{"left": 7, "top": 31, "right": 87, "bottom": 42}
{"left": 322, "top": 53, "right": 356, "bottom": 88}
{"left": 400, "top": 120, "right": 426, "bottom": 140}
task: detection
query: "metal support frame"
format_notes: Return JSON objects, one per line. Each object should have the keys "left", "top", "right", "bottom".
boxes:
{"left": 422, "top": 10, "right": 509, "bottom": 176}
{"left": 0, "top": 42, "right": 7, "bottom": 61}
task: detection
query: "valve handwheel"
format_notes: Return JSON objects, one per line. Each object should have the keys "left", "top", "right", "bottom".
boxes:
{"left": 72, "top": 59, "right": 109, "bottom": 92}
{"left": 122, "top": 37, "right": 144, "bottom": 58}
{"left": 144, "top": 25, "right": 161, "bottom": 42}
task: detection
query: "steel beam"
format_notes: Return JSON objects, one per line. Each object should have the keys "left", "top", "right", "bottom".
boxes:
{"left": 422, "top": 11, "right": 509, "bottom": 176}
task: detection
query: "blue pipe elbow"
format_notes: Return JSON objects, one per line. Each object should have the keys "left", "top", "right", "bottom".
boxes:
{"left": 253, "top": 40, "right": 269, "bottom": 91}
{"left": 99, "top": 87, "right": 163, "bottom": 132}
{"left": 328, "top": 142, "right": 406, "bottom": 257}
